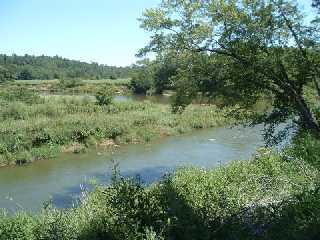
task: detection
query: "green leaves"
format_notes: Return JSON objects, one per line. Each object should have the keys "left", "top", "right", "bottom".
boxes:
{"left": 140, "top": 0, "right": 320, "bottom": 140}
{"left": 95, "top": 86, "right": 114, "bottom": 106}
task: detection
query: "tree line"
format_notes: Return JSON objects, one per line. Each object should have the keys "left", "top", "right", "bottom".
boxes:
{"left": 0, "top": 54, "right": 134, "bottom": 82}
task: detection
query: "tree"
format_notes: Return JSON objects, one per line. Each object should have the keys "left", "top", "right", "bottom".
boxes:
{"left": 0, "top": 54, "right": 133, "bottom": 80}
{"left": 139, "top": 0, "right": 320, "bottom": 140}
{"left": 130, "top": 59, "right": 156, "bottom": 94}
{"left": 17, "top": 69, "right": 33, "bottom": 80}
{"left": 0, "top": 66, "right": 14, "bottom": 83}
{"left": 153, "top": 54, "right": 177, "bottom": 94}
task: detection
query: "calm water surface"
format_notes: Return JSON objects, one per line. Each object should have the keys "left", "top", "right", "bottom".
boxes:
{"left": 0, "top": 125, "right": 264, "bottom": 213}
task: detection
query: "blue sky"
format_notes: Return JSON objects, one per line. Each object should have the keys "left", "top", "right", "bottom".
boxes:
{"left": 0, "top": 0, "right": 316, "bottom": 66}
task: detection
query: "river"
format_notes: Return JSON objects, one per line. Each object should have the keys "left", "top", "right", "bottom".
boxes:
{"left": 0, "top": 124, "right": 264, "bottom": 214}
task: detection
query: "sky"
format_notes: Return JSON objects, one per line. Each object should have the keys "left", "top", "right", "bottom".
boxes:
{"left": 0, "top": 0, "right": 317, "bottom": 67}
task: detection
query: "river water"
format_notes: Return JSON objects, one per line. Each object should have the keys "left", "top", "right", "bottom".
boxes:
{"left": 0, "top": 125, "right": 264, "bottom": 214}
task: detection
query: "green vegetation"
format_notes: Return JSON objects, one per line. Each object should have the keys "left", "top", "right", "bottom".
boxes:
{"left": 0, "top": 138, "right": 319, "bottom": 239}
{"left": 1, "top": 78, "right": 131, "bottom": 95}
{"left": 0, "top": 54, "right": 134, "bottom": 81}
{"left": 139, "top": 0, "right": 320, "bottom": 142}
{"left": 0, "top": 87, "right": 235, "bottom": 167}
{"left": 95, "top": 86, "right": 115, "bottom": 106}
{"left": 0, "top": 1, "right": 320, "bottom": 239}
{"left": 130, "top": 58, "right": 176, "bottom": 95}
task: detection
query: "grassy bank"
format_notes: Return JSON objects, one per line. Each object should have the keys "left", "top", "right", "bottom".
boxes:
{"left": 0, "top": 87, "right": 236, "bottom": 167}
{"left": 0, "top": 138, "right": 319, "bottom": 239}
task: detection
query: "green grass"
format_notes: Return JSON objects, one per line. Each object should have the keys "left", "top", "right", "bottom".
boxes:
{"left": 0, "top": 144, "right": 319, "bottom": 240}
{"left": 0, "top": 87, "right": 236, "bottom": 167}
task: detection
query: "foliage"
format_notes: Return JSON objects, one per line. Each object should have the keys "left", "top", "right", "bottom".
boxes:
{"left": 17, "top": 69, "right": 33, "bottom": 80}
{"left": 170, "top": 74, "right": 197, "bottom": 113}
{"left": 139, "top": 0, "right": 320, "bottom": 142}
{"left": 0, "top": 66, "right": 14, "bottom": 83}
{"left": 286, "top": 132, "right": 320, "bottom": 169}
{"left": 95, "top": 86, "right": 115, "bottom": 106}
{"left": 130, "top": 56, "right": 177, "bottom": 95}
{"left": 0, "top": 54, "right": 134, "bottom": 80}
{"left": 130, "top": 69, "right": 153, "bottom": 94}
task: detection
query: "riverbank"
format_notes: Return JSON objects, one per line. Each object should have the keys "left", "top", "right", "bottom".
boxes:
{"left": 0, "top": 134, "right": 319, "bottom": 239}
{"left": 0, "top": 88, "right": 239, "bottom": 167}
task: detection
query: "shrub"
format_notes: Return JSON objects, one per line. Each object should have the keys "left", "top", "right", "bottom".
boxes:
{"left": 0, "top": 213, "right": 35, "bottom": 240}
{"left": 287, "top": 132, "right": 320, "bottom": 170}
{"left": 95, "top": 86, "right": 114, "bottom": 106}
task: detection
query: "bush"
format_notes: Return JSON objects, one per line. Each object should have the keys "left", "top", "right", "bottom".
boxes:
{"left": 95, "top": 86, "right": 114, "bottom": 106}
{"left": 287, "top": 132, "right": 320, "bottom": 170}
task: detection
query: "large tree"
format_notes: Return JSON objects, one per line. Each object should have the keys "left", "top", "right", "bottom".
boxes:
{"left": 139, "top": 0, "right": 320, "bottom": 140}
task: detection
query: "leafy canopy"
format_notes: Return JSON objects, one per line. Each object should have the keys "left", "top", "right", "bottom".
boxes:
{"left": 139, "top": 0, "right": 320, "bottom": 142}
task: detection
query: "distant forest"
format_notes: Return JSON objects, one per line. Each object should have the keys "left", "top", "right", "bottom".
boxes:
{"left": 0, "top": 54, "right": 133, "bottom": 80}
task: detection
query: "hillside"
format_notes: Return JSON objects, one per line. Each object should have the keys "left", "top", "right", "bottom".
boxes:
{"left": 0, "top": 54, "right": 134, "bottom": 81}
